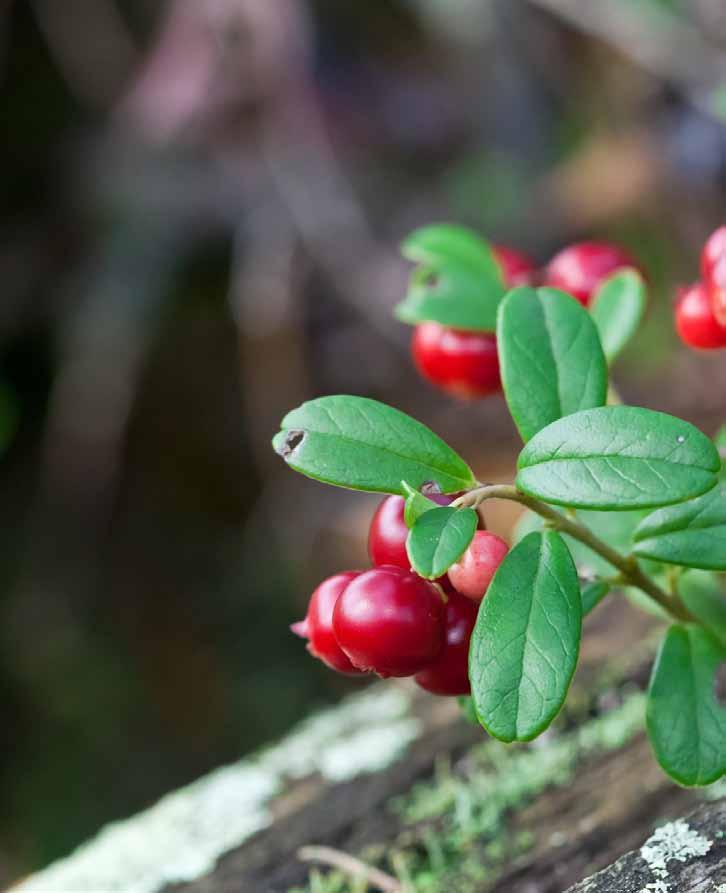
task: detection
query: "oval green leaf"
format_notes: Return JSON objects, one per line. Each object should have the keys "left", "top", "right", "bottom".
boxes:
{"left": 633, "top": 484, "right": 726, "bottom": 570}
{"left": 401, "top": 481, "right": 439, "bottom": 528}
{"left": 516, "top": 406, "right": 720, "bottom": 510}
{"left": 469, "top": 530, "right": 582, "bottom": 742}
{"left": 273, "top": 396, "right": 476, "bottom": 495}
{"left": 406, "top": 506, "right": 477, "bottom": 579}
{"left": 647, "top": 625, "right": 726, "bottom": 786}
{"left": 497, "top": 286, "right": 608, "bottom": 442}
{"left": 590, "top": 269, "right": 646, "bottom": 363}
{"left": 581, "top": 581, "right": 610, "bottom": 616}
{"left": 395, "top": 224, "right": 505, "bottom": 332}
{"left": 679, "top": 571, "right": 726, "bottom": 646}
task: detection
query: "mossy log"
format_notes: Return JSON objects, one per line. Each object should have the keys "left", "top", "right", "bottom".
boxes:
{"left": 565, "top": 799, "right": 725, "bottom": 893}
{"left": 14, "top": 599, "right": 726, "bottom": 893}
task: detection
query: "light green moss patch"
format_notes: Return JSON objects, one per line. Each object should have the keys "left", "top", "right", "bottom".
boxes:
{"left": 294, "top": 689, "right": 648, "bottom": 892}
{"left": 638, "top": 819, "right": 713, "bottom": 893}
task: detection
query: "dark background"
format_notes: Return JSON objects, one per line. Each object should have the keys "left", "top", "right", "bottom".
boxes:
{"left": 2, "top": 0, "right": 726, "bottom": 883}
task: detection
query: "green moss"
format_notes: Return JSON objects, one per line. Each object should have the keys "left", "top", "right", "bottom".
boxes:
{"left": 293, "top": 690, "right": 647, "bottom": 892}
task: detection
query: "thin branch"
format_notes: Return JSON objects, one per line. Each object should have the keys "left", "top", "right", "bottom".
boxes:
{"left": 298, "top": 846, "right": 404, "bottom": 893}
{"left": 526, "top": 0, "right": 726, "bottom": 106}
{"left": 453, "top": 483, "right": 696, "bottom": 625}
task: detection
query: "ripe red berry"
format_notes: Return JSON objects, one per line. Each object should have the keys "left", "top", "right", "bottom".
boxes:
{"left": 291, "top": 571, "right": 366, "bottom": 674}
{"left": 701, "top": 226, "right": 726, "bottom": 327}
{"left": 332, "top": 565, "right": 445, "bottom": 677}
{"left": 411, "top": 322, "right": 501, "bottom": 400}
{"left": 368, "top": 492, "right": 455, "bottom": 570}
{"left": 674, "top": 282, "right": 726, "bottom": 350}
{"left": 447, "top": 531, "right": 509, "bottom": 601}
{"left": 414, "top": 590, "right": 478, "bottom": 696}
{"left": 543, "top": 241, "right": 638, "bottom": 306}
{"left": 493, "top": 244, "right": 537, "bottom": 287}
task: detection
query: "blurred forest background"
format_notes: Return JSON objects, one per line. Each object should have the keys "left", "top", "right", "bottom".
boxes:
{"left": 2, "top": 0, "right": 726, "bottom": 884}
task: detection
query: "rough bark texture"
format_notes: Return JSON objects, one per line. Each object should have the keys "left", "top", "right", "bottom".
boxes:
{"left": 565, "top": 800, "right": 726, "bottom": 893}
{"left": 17, "top": 598, "right": 723, "bottom": 893}
{"left": 167, "top": 600, "right": 725, "bottom": 893}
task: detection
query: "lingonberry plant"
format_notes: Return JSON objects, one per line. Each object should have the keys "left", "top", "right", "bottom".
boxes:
{"left": 674, "top": 225, "right": 726, "bottom": 349}
{"left": 276, "top": 223, "right": 726, "bottom": 787}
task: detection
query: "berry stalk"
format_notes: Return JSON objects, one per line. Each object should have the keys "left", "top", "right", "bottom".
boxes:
{"left": 452, "top": 483, "right": 697, "bottom": 625}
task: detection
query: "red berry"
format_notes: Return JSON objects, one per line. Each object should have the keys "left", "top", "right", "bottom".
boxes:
{"left": 543, "top": 241, "right": 638, "bottom": 307}
{"left": 332, "top": 566, "right": 445, "bottom": 677}
{"left": 675, "top": 282, "right": 726, "bottom": 350}
{"left": 448, "top": 531, "right": 509, "bottom": 601}
{"left": 368, "top": 492, "right": 455, "bottom": 570}
{"left": 292, "top": 572, "right": 366, "bottom": 674}
{"left": 411, "top": 322, "right": 501, "bottom": 400}
{"left": 493, "top": 244, "right": 537, "bottom": 287}
{"left": 414, "top": 590, "right": 478, "bottom": 696}
{"left": 701, "top": 226, "right": 726, "bottom": 327}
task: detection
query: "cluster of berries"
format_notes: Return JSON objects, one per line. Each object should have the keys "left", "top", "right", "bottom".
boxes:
{"left": 412, "top": 241, "right": 637, "bottom": 399}
{"left": 675, "top": 227, "right": 726, "bottom": 350}
{"left": 292, "top": 493, "right": 509, "bottom": 696}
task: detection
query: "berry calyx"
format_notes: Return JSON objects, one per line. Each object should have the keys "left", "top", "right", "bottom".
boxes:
{"left": 332, "top": 565, "right": 445, "bottom": 677}
{"left": 674, "top": 282, "right": 726, "bottom": 350}
{"left": 543, "top": 241, "right": 638, "bottom": 306}
{"left": 411, "top": 322, "right": 501, "bottom": 400}
{"left": 292, "top": 571, "right": 366, "bottom": 674}
{"left": 447, "top": 530, "right": 509, "bottom": 601}
{"left": 414, "top": 590, "right": 478, "bottom": 696}
{"left": 368, "top": 492, "right": 456, "bottom": 570}
{"left": 493, "top": 244, "right": 537, "bottom": 287}
{"left": 701, "top": 226, "right": 726, "bottom": 327}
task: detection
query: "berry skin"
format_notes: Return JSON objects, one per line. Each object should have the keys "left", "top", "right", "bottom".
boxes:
{"left": 675, "top": 282, "right": 726, "bottom": 350}
{"left": 447, "top": 531, "right": 509, "bottom": 601}
{"left": 701, "top": 226, "right": 726, "bottom": 327}
{"left": 332, "top": 565, "right": 445, "bottom": 677}
{"left": 291, "top": 571, "right": 366, "bottom": 674}
{"left": 414, "top": 590, "right": 478, "bottom": 696}
{"left": 368, "top": 492, "right": 456, "bottom": 570}
{"left": 543, "top": 241, "right": 638, "bottom": 306}
{"left": 492, "top": 244, "right": 537, "bottom": 287}
{"left": 411, "top": 322, "right": 501, "bottom": 400}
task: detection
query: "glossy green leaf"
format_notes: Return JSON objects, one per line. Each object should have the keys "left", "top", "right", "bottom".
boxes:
{"left": 469, "top": 530, "right": 582, "bottom": 742}
{"left": 498, "top": 287, "right": 608, "bottom": 442}
{"left": 517, "top": 406, "right": 720, "bottom": 510}
{"left": 590, "top": 269, "right": 646, "bottom": 363}
{"left": 647, "top": 625, "right": 726, "bottom": 786}
{"left": 273, "top": 396, "right": 476, "bottom": 495}
{"left": 716, "top": 425, "right": 726, "bottom": 477}
{"left": 401, "top": 481, "right": 439, "bottom": 528}
{"left": 581, "top": 581, "right": 610, "bottom": 616}
{"left": 395, "top": 224, "right": 506, "bottom": 332}
{"left": 679, "top": 571, "right": 726, "bottom": 645}
{"left": 681, "top": 582, "right": 726, "bottom": 636}
{"left": 633, "top": 484, "right": 726, "bottom": 570}
{"left": 407, "top": 506, "right": 477, "bottom": 579}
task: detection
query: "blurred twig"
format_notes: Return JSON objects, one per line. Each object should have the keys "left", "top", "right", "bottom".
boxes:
{"left": 527, "top": 0, "right": 726, "bottom": 103}
{"left": 298, "top": 846, "right": 404, "bottom": 893}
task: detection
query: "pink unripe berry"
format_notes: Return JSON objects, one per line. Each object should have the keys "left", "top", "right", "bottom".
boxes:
{"left": 447, "top": 531, "right": 509, "bottom": 601}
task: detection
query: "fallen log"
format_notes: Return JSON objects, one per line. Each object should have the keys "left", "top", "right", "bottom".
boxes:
{"left": 13, "top": 599, "right": 725, "bottom": 893}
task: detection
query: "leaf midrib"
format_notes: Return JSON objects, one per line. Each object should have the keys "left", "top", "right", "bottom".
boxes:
{"left": 522, "top": 453, "right": 717, "bottom": 474}
{"left": 292, "top": 428, "right": 473, "bottom": 485}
